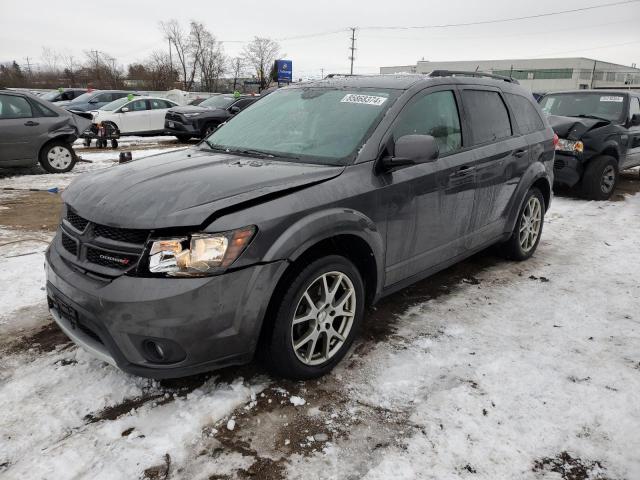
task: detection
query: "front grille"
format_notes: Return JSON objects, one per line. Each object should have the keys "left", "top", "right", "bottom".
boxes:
{"left": 66, "top": 208, "right": 89, "bottom": 231}
{"left": 61, "top": 232, "right": 78, "bottom": 256}
{"left": 86, "top": 246, "right": 139, "bottom": 270}
{"left": 166, "top": 112, "right": 183, "bottom": 122}
{"left": 93, "top": 224, "right": 149, "bottom": 244}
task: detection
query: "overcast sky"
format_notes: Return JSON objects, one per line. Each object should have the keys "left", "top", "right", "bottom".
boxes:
{"left": 1, "top": 0, "right": 639, "bottom": 78}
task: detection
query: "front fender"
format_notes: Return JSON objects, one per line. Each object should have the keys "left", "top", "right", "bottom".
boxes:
{"left": 263, "top": 208, "right": 386, "bottom": 297}
{"left": 504, "top": 162, "right": 551, "bottom": 235}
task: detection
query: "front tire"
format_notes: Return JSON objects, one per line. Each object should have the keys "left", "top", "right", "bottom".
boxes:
{"left": 263, "top": 255, "right": 365, "bottom": 380}
{"left": 503, "top": 187, "right": 545, "bottom": 261}
{"left": 581, "top": 155, "right": 618, "bottom": 200}
{"left": 39, "top": 140, "right": 77, "bottom": 173}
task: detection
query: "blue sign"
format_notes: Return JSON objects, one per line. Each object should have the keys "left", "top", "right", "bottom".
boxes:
{"left": 276, "top": 59, "right": 293, "bottom": 83}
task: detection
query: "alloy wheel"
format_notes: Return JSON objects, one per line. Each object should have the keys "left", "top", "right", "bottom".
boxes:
{"left": 519, "top": 196, "right": 542, "bottom": 253}
{"left": 600, "top": 165, "right": 616, "bottom": 194}
{"left": 47, "top": 146, "right": 73, "bottom": 170}
{"left": 291, "top": 271, "right": 356, "bottom": 366}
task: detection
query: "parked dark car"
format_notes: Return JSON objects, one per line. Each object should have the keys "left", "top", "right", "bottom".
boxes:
{"left": 0, "top": 89, "right": 92, "bottom": 172}
{"left": 61, "top": 90, "right": 137, "bottom": 112}
{"left": 164, "top": 94, "right": 259, "bottom": 141}
{"left": 540, "top": 90, "right": 640, "bottom": 200}
{"left": 46, "top": 72, "right": 554, "bottom": 380}
{"left": 40, "top": 88, "right": 87, "bottom": 103}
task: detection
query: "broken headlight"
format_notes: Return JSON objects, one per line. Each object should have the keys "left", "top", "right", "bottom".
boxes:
{"left": 555, "top": 138, "right": 584, "bottom": 154}
{"left": 147, "top": 226, "right": 256, "bottom": 276}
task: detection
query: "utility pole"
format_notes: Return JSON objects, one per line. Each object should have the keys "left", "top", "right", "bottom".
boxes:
{"left": 320, "top": 67, "right": 324, "bottom": 79}
{"left": 168, "top": 38, "right": 173, "bottom": 72}
{"left": 23, "top": 57, "right": 32, "bottom": 76}
{"left": 348, "top": 27, "right": 357, "bottom": 75}
{"left": 590, "top": 60, "right": 597, "bottom": 89}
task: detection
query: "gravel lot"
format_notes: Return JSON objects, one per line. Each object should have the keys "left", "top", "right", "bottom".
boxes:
{"left": 1, "top": 138, "right": 639, "bottom": 480}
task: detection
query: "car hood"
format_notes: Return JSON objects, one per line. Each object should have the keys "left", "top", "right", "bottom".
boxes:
{"left": 547, "top": 115, "right": 611, "bottom": 140}
{"left": 62, "top": 148, "right": 345, "bottom": 229}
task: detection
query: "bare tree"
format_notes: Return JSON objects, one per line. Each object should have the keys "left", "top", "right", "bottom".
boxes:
{"left": 144, "top": 51, "right": 177, "bottom": 90}
{"left": 191, "top": 22, "right": 227, "bottom": 92}
{"left": 161, "top": 19, "right": 201, "bottom": 91}
{"left": 243, "top": 37, "right": 281, "bottom": 91}
{"left": 229, "top": 57, "right": 246, "bottom": 92}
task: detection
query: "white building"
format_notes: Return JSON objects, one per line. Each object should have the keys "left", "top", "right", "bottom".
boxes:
{"left": 380, "top": 57, "right": 640, "bottom": 93}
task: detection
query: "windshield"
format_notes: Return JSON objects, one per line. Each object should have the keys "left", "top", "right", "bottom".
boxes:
{"left": 100, "top": 97, "right": 129, "bottom": 111}
{"left": 69, "top": 92, "right": 96, "bottom": 104}
{"left": 206, "top": 88, "right": 397, "bottom": 165}
{"left": 200, "top": 96, "right": 236, "bottom": 109}
{"left": 41, "top": 91, "right": 61, "bottom": 101}
{"left": 540, "top": 93, "right": 626, "bottom": 122}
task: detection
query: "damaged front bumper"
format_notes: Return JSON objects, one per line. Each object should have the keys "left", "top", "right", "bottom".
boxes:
{"left": 45, "top": 242, "right": 286, "bottom": 378}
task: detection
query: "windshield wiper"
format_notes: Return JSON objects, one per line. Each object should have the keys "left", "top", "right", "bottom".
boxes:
{"left": 571, "top": 114, "right": 611, "bottom": 122}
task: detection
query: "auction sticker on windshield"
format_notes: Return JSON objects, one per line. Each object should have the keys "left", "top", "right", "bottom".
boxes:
{"left": 600, "top": 96, "right": 624, "bottom": 102}
{"left": 341, "top": 94, "right": 387, "bottom": 106}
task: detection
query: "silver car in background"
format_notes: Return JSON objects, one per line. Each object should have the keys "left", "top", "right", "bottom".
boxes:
{"left": 0, "top": 89, "right": 92, "bottom": 173}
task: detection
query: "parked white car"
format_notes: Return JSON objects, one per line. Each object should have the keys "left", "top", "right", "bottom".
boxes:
{"left": 91, "top": 96, "right": 178, "bottom": 135}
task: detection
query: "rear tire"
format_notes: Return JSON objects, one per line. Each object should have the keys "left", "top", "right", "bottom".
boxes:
{"left": 263, "top": 255, "right": 365, "bottom": 380}
{"left": 581, "top": 155, "right": 618, "bottom": 200}
{"left": 39, "top": 140, "right": 77, "bottom": 173}
{"left": 502, "top": 187, "right": 545, "bottom": 261}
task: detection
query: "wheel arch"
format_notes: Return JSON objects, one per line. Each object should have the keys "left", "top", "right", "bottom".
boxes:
{"left": 503, "top": 162, "right": 552, "bottom": 235}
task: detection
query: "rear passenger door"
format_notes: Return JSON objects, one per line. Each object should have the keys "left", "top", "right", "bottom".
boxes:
{"left": 459, "top": 87, "right": 529, "bottom": 247}
{"left": 383, "top": 86, "right": 477, "bottom": 286}
{"left": 149, "top": 99, "right": 175, "bottom": 131}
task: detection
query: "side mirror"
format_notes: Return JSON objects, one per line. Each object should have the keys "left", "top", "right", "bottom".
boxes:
{"left": 229, "top": 105, "right": 241, "bottom": 114}
{"left": 383, "top": 134, "right": 439, "bottom": 168}
{"left": 631, "top": 113, "right": 640, "bottom": 126}
{"left": 121, "top": 107, "right": 129, "bottom": 113}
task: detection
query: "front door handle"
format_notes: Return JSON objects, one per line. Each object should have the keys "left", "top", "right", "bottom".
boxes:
{"left": 24, "top": 120, "right": 39, "bottom": 126}
{"left": 514, "top": 148, "right": 528, "bottom": 158}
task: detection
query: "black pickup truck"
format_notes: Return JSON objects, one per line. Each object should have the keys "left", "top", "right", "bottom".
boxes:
{"left": 164, "top": 94, "right": 259, "bottom": 141}
{"left": 540, "top": 90, "right": 640, "bottom": 200}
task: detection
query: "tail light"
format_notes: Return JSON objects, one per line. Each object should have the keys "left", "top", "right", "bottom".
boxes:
{"left": 553, "top": 133, "right": 559, "bottom": 147}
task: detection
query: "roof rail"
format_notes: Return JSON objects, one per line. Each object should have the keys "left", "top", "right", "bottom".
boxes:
{"left": 428, "top": 70, "right": 519, "bottom": 84}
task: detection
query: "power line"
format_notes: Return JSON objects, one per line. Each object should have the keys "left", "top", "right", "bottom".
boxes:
{"left": 360, "top": 0, "right": 640, "bottom": 30}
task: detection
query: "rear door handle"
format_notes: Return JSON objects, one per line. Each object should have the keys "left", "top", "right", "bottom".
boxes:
{"left": 514, "top": 148, "right": 528, "bottom": 158}
{"left": 24, "top": 121, "right": 39, "bottom": 126}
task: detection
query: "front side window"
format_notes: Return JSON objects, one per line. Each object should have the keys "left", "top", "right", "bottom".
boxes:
{"left": 392, "top": 90, "right": 462, "bottom": 156}
{"left": 462, "top": 90, "right": 512, "bottom": 145}
{"left": 207, "top": 87, "right": 398, "bottom": 165}
{"left": 0, "top": 94, "right": 33, "bottom": 119}
{"left": 129, "top": 100, "right": 148, "bottom": 111}
{"left": 629, "top": 97, "right": 640, "bottom": 117}
{"left": 539, "top": 92, "right": 626, "bottom": 122}
{"left": 506, "top": 93, "right": 545, "bottom": 134}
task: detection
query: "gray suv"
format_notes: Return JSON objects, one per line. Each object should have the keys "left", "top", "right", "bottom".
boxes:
{"left": 0, "top": 89, "right": 92, "bottom": 172}
{"left": 46, "top": 72, "right": 554, "bottom": 380}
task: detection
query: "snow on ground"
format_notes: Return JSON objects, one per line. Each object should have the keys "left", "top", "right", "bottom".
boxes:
{"left": 73, "top": 135, "right": 180, "bottom": 150}
{"left": 0, "top": 189, "right": 639, "bottom": 479}
{"left": 0, "top": 146, "right": 185, "bottom": 191}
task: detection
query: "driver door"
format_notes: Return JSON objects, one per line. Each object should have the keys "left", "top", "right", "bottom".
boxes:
{"left": 118, "top": 99, "right": 150, "bottom": 134}
{"left": 382, "top": 87, "right": 477, "bottom": 287}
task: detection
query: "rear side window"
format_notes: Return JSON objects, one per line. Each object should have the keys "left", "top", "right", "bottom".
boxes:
{"left": 392, "top": 90, "right": 462, "bottom": 155}
{"left": 506, "top": 93, "right": 544, "bottom": 134}
{"left": 462, "top": 90, "right": 512, "bottom": 144}
{"left": 630, "top": 97, "right": 640, "bottom": 117}
{"left": 0, "top": 94, "right": 33, "bottom": 119}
